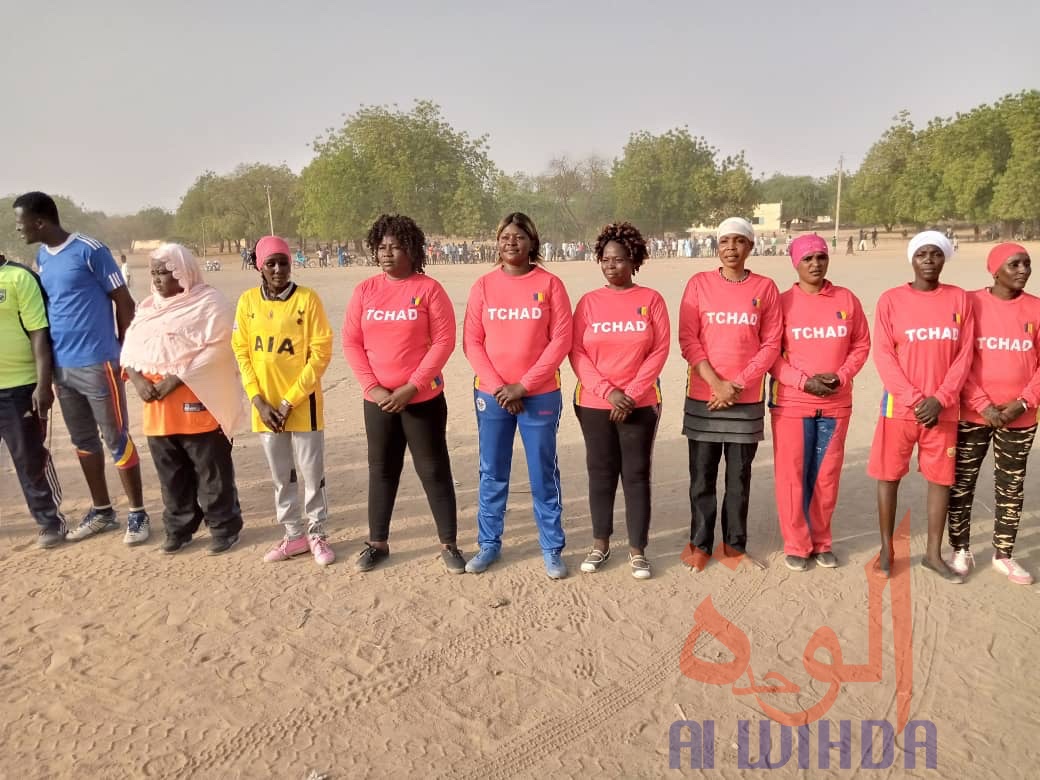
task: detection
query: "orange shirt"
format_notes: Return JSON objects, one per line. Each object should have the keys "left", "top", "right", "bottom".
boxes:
{"left": 141, "top": 373, "right": 220, "bottom": 437}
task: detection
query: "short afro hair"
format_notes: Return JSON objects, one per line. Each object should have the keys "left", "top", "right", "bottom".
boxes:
{"left": 366, "top": 214, "right": 426, "bottom": 273}
{"left": 595, "top": 222, "right": 649, "bottom": 272}
{"left": 13, "top": 191, "right": 60, "bottom": 224}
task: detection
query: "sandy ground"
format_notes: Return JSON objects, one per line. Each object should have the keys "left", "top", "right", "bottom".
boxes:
{"left": 2, "top": 238, "right": 1039, "bottom": 779}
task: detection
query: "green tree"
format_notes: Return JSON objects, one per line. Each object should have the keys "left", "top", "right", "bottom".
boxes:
{"left": 298, "top": 101, "right": 497, "bottom": 241}
{"left": 929, "top": 107, "right": 1009, "bottom": 224}
{"left": 613, "top": 128, "right": 755, "bottom": 234}
{"left": 709, "top": 153, "right": 758, "bottom": 224}
{"left": 175, "top": 165, "right": 299, "bottom": 252}
{"left": 532, "top": 155, "right": 614, "bottom": 241}
{"left": 612, "top": 128, "right": 718, "bottom": 234}
{"left": 757, "top": 174, "right": 830, "bottom": 230}
{"left": 493, "top": 172, "right": 562, "bottom": 238}
{"left": 849, "top": 112, "right": 916, "bottom": 230}
{"left": 991, "top": 90, "right": 1040, "bottom": 232}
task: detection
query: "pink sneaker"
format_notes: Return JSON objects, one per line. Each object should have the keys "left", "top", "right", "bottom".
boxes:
{"left": 263, "top": 534, "right": 310, "bottom": 562}
{"left": 309, "top": 534, "right": 335, "bottom": 566}
{"left": 992, "top": 556, "right": 1033, "bottom": 585}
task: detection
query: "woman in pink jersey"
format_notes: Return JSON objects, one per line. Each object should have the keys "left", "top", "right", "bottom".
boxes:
{"left": 678, "top": 217, "right": 783, "bottom": 572}
{"left": 868, "top": 231, "right": 975, "bottom": 583}
{"left": 463, "top": 212, "right": 573, "bottom": 579}
{"left": 343, "top": 214, "right": 465, "bottom": 574}
{"left": 946, "top": 243, "right": 1039, "bottom": 584}
{"left": 768, "top": 235, "right": 870, "bottom": 572}
{"left": 570, "top": 222, "right": 670, "bottom": 580}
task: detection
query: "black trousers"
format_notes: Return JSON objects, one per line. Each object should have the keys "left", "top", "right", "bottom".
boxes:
{"left": 364, "top": 394, "right": 457, "bottom": 544}
{"left": 688, "top": 439, "right": 758, "bottom": 554}
{"left": 147, "top": 429, "right": 242, "bottom": 540}
{"left": 0, "top": 383, "right": 64, "bottom": 532}
{"left": 947, "top": 421, "right": 1037, "bottom": 555}
{"left": 575, "top": 405, "right": 660, "bottom": 549}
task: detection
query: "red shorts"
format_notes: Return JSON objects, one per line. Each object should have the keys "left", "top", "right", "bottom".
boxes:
{"left": 867, "top": 417, "right": 957, "bottom": 486}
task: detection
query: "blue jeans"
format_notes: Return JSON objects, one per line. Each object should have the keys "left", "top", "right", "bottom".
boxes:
{"left": 474, "top": 389, "right": 565, "bottom": 553}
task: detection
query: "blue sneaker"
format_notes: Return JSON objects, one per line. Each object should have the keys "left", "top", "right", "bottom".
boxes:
{"left": 543, "top": 550, "right": 568, "bottom": 580}
{"left": 465, "top": 545, "right": 500, "bottom": 574}
{"left": 123, "top": 510, "right": 151, "bottom": 546}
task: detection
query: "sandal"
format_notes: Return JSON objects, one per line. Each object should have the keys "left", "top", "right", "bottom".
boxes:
{"left": 629, "top": 553, "right": 652, "bottom": 580}
{"left": 580, "top": 548, "right": 610, "bottom": 573}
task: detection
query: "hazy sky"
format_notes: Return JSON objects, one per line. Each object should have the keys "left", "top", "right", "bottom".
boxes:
{"left": 3, "top": 0, "right": 1037, "bottom": 214}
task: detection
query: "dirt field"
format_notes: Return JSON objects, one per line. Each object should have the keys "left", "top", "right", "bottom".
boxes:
{"left": 2, "top": 238, "right": 1038, "bottom": 778}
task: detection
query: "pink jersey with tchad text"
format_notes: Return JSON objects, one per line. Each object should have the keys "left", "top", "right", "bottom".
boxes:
{"left": 872, "top": 283, "right": 975, "bottom": 422}
{"left": 342, "top": 272, "right": 455, "bottom": 404}
{"left": 960, "top": 287, "right": 1040, "bottom": 428}
{"left": 463, "top": 265, "right": 572, "bottom": 396}
{"left": 769, "top": 281, "right": 871, "bottom": 418}
{"left": 569, "top": 285, "right": 670, "bottom": 409}
{"left": 678, "top": 269, "right": 782, "bottom": 404}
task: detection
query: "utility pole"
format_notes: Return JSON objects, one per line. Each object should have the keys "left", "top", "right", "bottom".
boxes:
{"left": 834, "top": 155, "right": 844, "bottom": 248}
{"left": 264, "top": 184, "right": 275, "bottom": 235}
{"left": 201, "top": 218, "right": 207, "bottom": 257}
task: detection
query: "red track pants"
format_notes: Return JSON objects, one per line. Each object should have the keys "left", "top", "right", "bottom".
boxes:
{"left": 770, "top": 412, "right": 850, "bottom": 557}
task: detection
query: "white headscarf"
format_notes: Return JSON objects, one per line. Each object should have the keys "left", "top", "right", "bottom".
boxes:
{"left": 717, "top": 217, "right": 755, "bottom": 242}
{"left": 907, "top": 231, "right": 954, "bottom": 264}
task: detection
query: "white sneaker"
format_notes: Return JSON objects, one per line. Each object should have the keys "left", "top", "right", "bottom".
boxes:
{"left": 947, "top": 548, "right": 974, "bottom": 577}
{"left": 992, "top": 556, "right": 1033, "bottom": 585}
{"left": 123, "top": 510, "right": 151, "bottom": 546}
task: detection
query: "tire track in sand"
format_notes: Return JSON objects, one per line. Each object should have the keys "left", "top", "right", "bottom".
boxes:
{"left": 171, "top": 584, "right": 595, "bottom": 777}
{"left": 446, "top": 563, "right": 767, "bottom": 780}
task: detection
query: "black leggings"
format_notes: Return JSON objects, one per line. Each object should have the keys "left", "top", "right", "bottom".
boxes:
{"left": 364, "top": 394, "right": 457, "bottom": 544}
{"left": 575, "top": 405, "right": 660, "bottom": 550}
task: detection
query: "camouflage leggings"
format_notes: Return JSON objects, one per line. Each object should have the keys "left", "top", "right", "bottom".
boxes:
{"left": 947, "top": 421, "right": 1037, "bottom": 554}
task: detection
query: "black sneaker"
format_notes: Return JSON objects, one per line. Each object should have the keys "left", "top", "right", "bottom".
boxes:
{"left": 784, "top": 555, "right": 808, "bottom": 572}
{"left": 208, "top": 533, "right": 240, "bottom": 555}
{"left": 814, "top": 551, "right": 839, "bottom": 568}
{"left": 37, "top": 525, "right": 67, "bottom": 549}
{"left": 441, "top": 547, "right": 466, "bottom": 574}
{"left": 355, "top": 543, "right": 389, "bottom": 572}
{"left": 161, "top": 535, "right": 192, "bottom": 554}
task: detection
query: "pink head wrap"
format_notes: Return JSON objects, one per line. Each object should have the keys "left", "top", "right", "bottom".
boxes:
{"left": 789, "top": 234, "right": 829, "bottom": 268}
{"left": 255, "top": 235, "right": 292, "bottom": 270}
{"left": 987, "top": 242, "right": 1029, "bottom": 275}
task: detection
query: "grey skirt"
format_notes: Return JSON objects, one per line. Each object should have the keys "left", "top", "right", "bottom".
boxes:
{"left": 682, "top": 398, "right": 765, "bottom": 444}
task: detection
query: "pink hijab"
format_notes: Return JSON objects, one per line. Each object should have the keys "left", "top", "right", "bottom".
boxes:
{"left": 120, "top": 244, "right": 247, "bottom": 438}
{"left": 255, "top": 235, "right": 292, "bottom": 269}
{"left": 789, "top": 234, "right": 829, "bottom": 268}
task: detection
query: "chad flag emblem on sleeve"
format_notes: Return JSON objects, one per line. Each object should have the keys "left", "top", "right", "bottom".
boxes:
{"left": 637, "top": 305, "right": 649, "bottom": 316}
{"left": 533, "top": 292, "right": 545, "bottom": 302}
{"left": 836, "top": 310, "right": 850, "bottom": 320}
{"left": 411, "top": 296, "right": 422, "bottom": 306}
{"left": 952, "top": 312, "right": 963, "bottom": 324}
{"left": 1025, "top": 322, "right": 1036, "bottom": 334}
